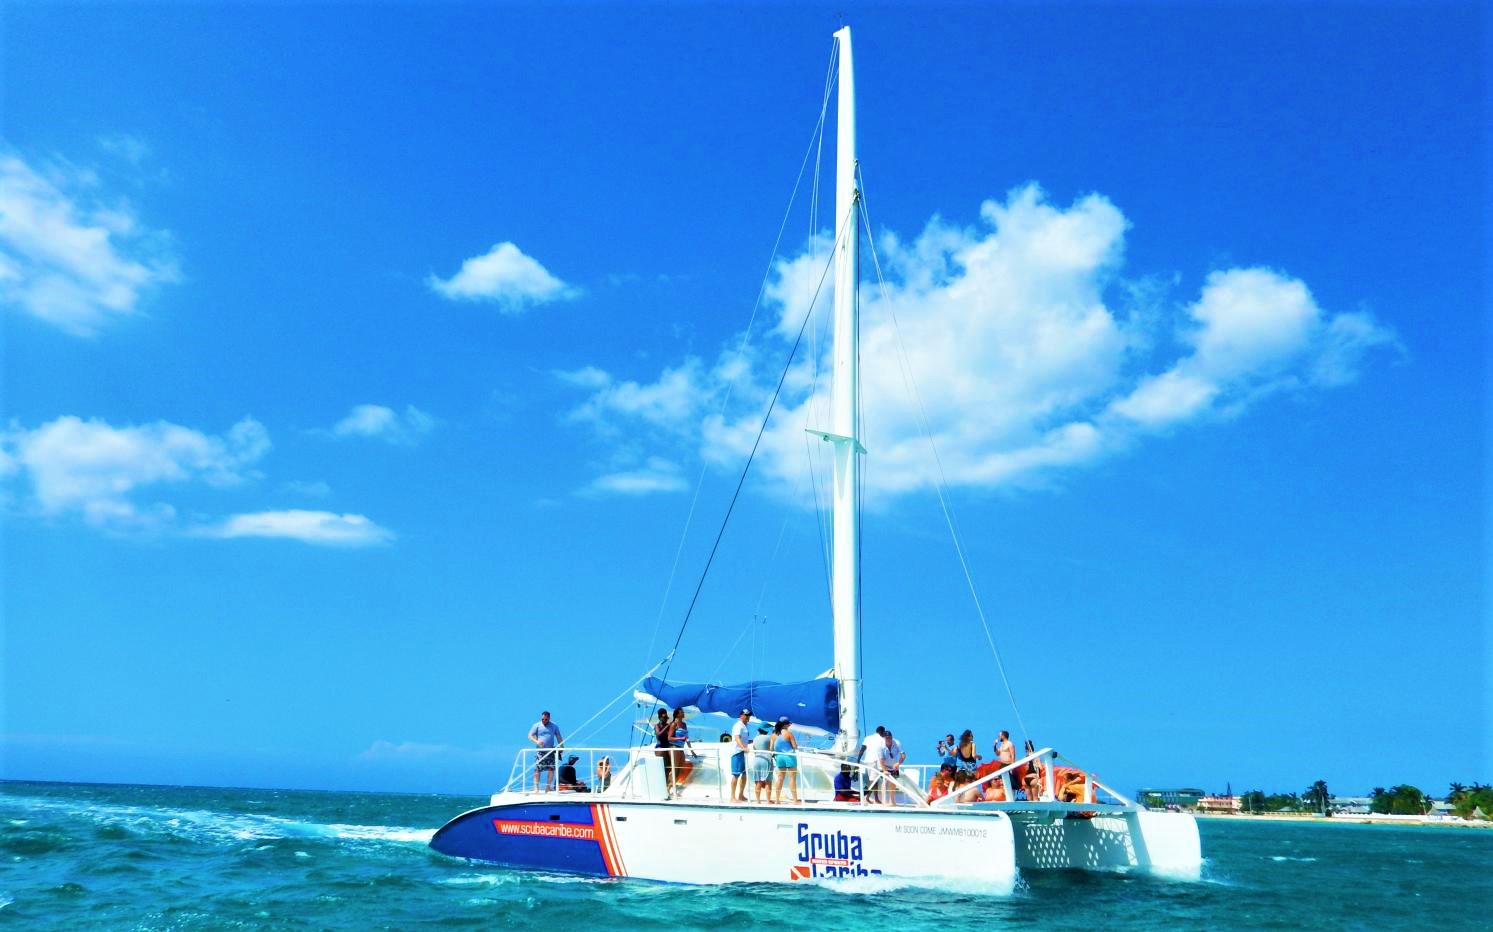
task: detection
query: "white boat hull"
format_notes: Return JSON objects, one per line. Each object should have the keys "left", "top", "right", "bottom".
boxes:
{"left": 432, "top": 795, "right": 1018, "bottom": 889}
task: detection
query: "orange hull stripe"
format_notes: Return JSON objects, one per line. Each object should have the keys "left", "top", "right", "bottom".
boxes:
{"left": 590, "top": 805, "right": 617, "bottom": 876}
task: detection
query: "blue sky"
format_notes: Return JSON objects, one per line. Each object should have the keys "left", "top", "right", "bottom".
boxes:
{"left": 1, "top": 2, "right": 1485, "bottom": 799}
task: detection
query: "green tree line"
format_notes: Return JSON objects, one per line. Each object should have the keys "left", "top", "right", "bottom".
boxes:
{"left": 1233, "top": 781, "right": 1491, "bottom": 819}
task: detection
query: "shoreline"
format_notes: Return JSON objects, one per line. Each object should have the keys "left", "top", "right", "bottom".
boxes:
{"left": 1197, "top": 812, "right": 1492, "bottom": 829}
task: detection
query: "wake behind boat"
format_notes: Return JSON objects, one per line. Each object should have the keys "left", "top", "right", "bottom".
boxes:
{"left": 430, "top": 26, "right": 1201, "bottom": 887}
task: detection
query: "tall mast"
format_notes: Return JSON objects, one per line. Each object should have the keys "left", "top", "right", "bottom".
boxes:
{"left": 829, "top": 25, "right": 862, "bottom": 757}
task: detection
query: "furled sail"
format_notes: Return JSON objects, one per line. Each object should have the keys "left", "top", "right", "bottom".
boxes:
{"left": 639, "top": 676, "right": 841, "bottom": 732}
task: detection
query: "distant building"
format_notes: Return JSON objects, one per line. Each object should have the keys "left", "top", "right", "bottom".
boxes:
{"left": 1333, "top": 796, "right": 1371, "bottom": 814}
{"left": 1197, "top": 795, "right": 1241, "bottom": 813}
{"left": 1136, "top": 788, "right": 1206, "bottom": 809}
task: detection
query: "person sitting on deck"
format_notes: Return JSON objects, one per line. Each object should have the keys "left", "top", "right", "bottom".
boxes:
{"left": 595, "top": 755, "right": 612, "bottom": 792}
{"left": 926, "top": 764, "right": 955, "bottom": 802}
{"left": 557, "top": 755, "right": 589, "bottom": 792}
{"left": 1054, "top": 765, "right": 1089, "bottom": 802}
{"left": 950, "top": 770, "right": 978, "bottom": 803}
{"left": 833, "top": 764, "right": 859, "bottom": 802}
{"left": 982, "top": 775, "right": 1008, "bottom": 802}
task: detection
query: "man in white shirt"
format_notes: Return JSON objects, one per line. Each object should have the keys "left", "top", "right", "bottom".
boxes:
{"left": 855, "top": 725, "right": 887, "bottom": 804}
{"left": 729, "top": 709, "right": 752, "bottom": 802}
{"left": 875, "top": 730, "right": 906, "bottom": 804}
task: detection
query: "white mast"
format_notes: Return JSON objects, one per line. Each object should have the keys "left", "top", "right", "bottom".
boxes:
{"left": 829, "top": 25, "right": 862, "bottom": 757}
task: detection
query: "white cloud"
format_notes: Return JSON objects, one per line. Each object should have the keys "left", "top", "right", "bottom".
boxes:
{"left": 325, "top": 404, "right": 435, "bottom": 445}
{"left": 1108, "top": 267, "right": 1402, "bottom": 428}
{"left": 584, "top": 456, "right": 688, "bottom": 496}
{"left": 559, "top": 184, "right": 1398, "bottom": 498}
{"left": 566, "top": 361, "right": 709, "bottom": 434}
{"left": 2, "top": 415, "right": 269, "bottom": 529}
{"left": 0, "top": 151, "right": 178, "bottom": 335}
{"left": 428, "top": 241, "right": 578, "bottom": 312}
{"left": 205, "top": 510, "right": 394, "bottom": 546}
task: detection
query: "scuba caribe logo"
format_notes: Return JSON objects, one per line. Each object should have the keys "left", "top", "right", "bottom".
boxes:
{"left": 792, "top": 823, "right": 882, "bottom": 879}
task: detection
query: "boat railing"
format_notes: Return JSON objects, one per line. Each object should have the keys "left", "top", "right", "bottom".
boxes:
{"left": 500, "top": 744, "right": 937, "bottom": 806}
{"left": 503, "top": 746, "right": 643, "bottom": 797}
{"left": 503, "top": 744, "right": 751, "bottom": 801}
{"left": 794, "top": 749, "right": 930, "bottom": 807}
{"left": 925, "top": 746, "right": 1136, "bottom": 808}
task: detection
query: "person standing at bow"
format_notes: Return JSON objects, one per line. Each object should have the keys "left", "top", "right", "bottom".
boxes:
{"left": 527, "top": 710, "right": 563, "bottom": 792}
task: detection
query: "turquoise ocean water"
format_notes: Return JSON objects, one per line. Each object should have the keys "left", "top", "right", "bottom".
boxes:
{"left": 3, "top": 780, "right": 1489, "bottom": 929}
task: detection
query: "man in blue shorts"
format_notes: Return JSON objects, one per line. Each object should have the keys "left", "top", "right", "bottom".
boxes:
{"left": 528, "top": 710, "right": 563, "bottom": 792}
{"left": 729, "top": 709, "right": 751, "bottom": 802}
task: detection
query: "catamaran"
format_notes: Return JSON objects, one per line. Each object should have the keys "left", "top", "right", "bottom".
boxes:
{"left": 430, "top": 26, "right": 1202, "bottom": 888}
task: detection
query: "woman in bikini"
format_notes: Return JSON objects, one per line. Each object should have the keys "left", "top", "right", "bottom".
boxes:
{"left": 1022, "top": 739, "right": 1044, "bottom": 800}
{"left": 955, "top": 730, "right": 981, "bottom": 776}
{"left": 653, "top": 708, "right": 675, "bottom": 791}
{"left": 771, "top": 718, "right": 800, "bottom": 804}
{"left": 669, "top": 708, "right": 695, "bottom": 793}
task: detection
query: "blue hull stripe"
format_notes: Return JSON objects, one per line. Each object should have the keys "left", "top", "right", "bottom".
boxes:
{"left": 430, "top": 801, "right": 612, "bottom": 876}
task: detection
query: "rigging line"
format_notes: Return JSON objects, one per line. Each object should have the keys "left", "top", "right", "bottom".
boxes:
{"left": 659, "top": 204, "right": 856, "bottom": 682}
{"left": 640, "top": 43, "right": 839, "bottom": 669}
{"left": 706, "top": 613, "right": 760, "bottom": 682}
{"left": 567, "top": 658, "right": 669, "bottom": 745}
{"left": 584, "top": 697, "right": 654, "bottom": 747}
{"left": 856, "top": 169, "right": 1031, "bottom": 743}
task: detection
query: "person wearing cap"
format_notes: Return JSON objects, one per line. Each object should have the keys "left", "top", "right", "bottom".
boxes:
{"left": 729, "top": 709, "right": 752, "bottom": 803}
{"left": 874, "top": 729, "right": 906, "bottom": 804}
{"left": 557, "top": 754, "right": 587, "bottom": 792}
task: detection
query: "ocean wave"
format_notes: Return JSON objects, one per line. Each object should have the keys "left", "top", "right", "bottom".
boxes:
{"left": 1269, "top": 856, "right": 1318, "bottom": 863}
{"left": 807, "top": 872, "right": 1016, "bottom": 897}
{"left": 0, "top": 794, "right": 432, "bottom": 851}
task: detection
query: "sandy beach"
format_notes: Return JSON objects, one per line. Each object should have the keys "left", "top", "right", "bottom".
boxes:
{"left": 1197, "top": 812, "right": 1493, "bottom": 829}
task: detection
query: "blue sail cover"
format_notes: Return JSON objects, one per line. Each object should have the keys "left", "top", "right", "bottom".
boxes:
{"left": 641, "top": 677, "right": 841, "bottom": 732}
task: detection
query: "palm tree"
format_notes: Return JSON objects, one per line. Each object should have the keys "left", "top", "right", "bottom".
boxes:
{"left": 1448, "top": 782, "right": 1466, "bottom": 800}
{"left": 1304, "top": 780, "right": 1330, "bottom": 816}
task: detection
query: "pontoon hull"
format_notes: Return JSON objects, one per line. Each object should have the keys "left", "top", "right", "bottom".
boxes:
{"left": 431, "top": 796, "right": 1019, "bottom": 888}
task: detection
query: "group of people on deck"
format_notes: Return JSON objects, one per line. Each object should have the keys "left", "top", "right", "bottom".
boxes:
{"left": 529, "top": 709, "right": 1090, "bottom": 804}
{"left": 658, "top": 707, "right": 806, "bottom": 804}
{"left": 921, "top": 729, "right": 1089, "bottom": 804}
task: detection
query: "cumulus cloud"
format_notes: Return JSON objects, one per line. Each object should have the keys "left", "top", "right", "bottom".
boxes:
{"left": 1, "top": 415, "right": 269, "bottom": 529}
{"left": 558, "top": 183, "right": 1398, "bottom": 498}
{"left": 323, "top": 404, "right": 435, "bottom": 445}
{"left": 0, "top": 150, "right": 178, "bottom": 335}
{"left": 584, "top": 456, "right": 688, "bottom": 496}
{"left": 203, "top": 510, "right": 394, "bottom": 546}
{"left": 428, "top": 241, "right": 578, "bottom": 311}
